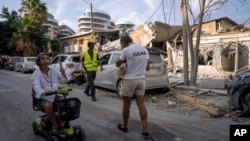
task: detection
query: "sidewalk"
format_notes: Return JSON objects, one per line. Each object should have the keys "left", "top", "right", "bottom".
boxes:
{"left": 168, "top": 76, "right": 230, "bottom": 113}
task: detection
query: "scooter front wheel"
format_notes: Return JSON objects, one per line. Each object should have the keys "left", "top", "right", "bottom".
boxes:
{"left": 50, "top": 136, "right": 59, "bottom": 141}
{"left": 70, "top": 127, "right": 86, "bottom": 141}
{"left": 32, "top": 122, "right": 39, "bottom": 135}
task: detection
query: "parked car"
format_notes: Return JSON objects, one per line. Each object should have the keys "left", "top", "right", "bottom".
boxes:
{"left": 227, "top": 69, "right": 250, "bottom": 116}
{"left": 14, "top": 57, "right": 36, "bottom": 73}
{"left": 4, "top": 56, "right": 21, "bottom": 70}
{"left": 0, "top": 57, "right": 8, "bottom": 69}
{"left": 94, "top": 50, "right": 170, "bottom": 95}
{"left": 50, "top": 54, "right": 82, "bottom": 80}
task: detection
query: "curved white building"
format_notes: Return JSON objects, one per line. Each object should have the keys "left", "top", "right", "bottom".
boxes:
{"left": 43, "top": 13, "right": 59, "bottom": 39}
{"left": 59, "top": 24, "right": 75, "bottom": 36}
{"left": 78, "top": 9, "right": 115, "bottom": 33}
{"left": 115, "top": 21, "right": 135, "bottom": 31}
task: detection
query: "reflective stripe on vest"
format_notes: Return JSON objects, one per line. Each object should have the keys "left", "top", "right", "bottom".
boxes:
{"left": 83, "top": 51, "right": 98, "bottom": 71}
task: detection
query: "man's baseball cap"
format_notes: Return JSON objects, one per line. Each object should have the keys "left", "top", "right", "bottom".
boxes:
{"left": 87, "top": 42, "right": 95, "bottom": 46}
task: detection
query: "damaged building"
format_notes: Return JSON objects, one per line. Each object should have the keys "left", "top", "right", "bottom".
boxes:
{"left": 58, "top": 16, "right": 250, "bottom": 76}
{"left": 102, "top": 17, "right": 250, "bottom": 76}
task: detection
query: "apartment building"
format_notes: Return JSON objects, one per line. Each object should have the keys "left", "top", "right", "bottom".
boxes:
{"left": 77, "top": 9, "right": 115, "bottom": 34}
{"left": 58, "top": 24, "right": 76, "bottom": 37}
{"left": 115, "top": 21, "right": 135, "bottom": 31}
{"left": 43, "top": 13, "right": 59, "bottom": 39}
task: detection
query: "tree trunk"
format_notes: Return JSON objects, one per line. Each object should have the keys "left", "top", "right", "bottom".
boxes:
{"left": 181, "top": 0, "right": 189, "bottom": 85}
{"left": 184, "top": 0, "right": 195, "bottom": 85}
{"left": 190, "top": 0, "right": 206, "bottom": 86}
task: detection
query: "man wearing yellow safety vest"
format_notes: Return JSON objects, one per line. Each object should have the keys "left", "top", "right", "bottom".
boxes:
{"left": 82, "top": 42, "right": 103, "bottom": 101}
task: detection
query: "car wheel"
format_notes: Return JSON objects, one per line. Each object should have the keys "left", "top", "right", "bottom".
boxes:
{"left": 243, "top": 94, "right": 250, "bottom": 115}
{"left": 117, "top": 79, "right": 122, "bottom": 97}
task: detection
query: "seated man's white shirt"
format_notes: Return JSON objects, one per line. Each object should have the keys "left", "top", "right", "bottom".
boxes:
{"left": 31, "top": 66, "right": 69, "bottom": 102}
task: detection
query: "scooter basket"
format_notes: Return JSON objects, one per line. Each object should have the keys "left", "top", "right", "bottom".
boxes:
{"left": 56, "top": 98, "right": 81, "bottom": 121}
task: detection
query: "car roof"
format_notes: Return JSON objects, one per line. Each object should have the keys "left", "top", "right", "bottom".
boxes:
{"left": 56, "top": 54, "right": 81, "bottom": 56}
{"left": 107, "top": 51, "right": 122, "bottom": 54}
{"left": 11, "top": 56, "right": 22, "bottom": 59}
{"left": 22, "top": 57, "right": 36, "bottom": 58}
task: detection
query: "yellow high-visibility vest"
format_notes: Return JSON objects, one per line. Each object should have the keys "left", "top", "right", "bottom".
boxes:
{"left": 83, "top": 51, "right": 98, "bottom": 71}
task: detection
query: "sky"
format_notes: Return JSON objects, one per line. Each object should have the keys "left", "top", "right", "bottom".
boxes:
{"left": 1, "top": 0, "right": 250, "bottom": 32}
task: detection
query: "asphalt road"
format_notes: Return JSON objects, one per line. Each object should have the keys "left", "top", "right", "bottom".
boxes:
{"left": 0, "top": 69, "right": 249, "bottom": 141}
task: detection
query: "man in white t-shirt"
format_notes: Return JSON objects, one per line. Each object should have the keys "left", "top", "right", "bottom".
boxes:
{"left": 116, "top": 34, "right": 150, "bottom": 137}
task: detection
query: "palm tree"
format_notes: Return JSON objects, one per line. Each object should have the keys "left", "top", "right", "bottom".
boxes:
{"left": 12, "top": 15, "right": 39, "bottom": 56}
{"left": 13, "top": 0, "right": 48, "bottom": 56}
{"left": 0, "top": 7, "right": 21, "bottom": 55}
{"left": 19, "top": 0, "right": 47, "bottom": 27}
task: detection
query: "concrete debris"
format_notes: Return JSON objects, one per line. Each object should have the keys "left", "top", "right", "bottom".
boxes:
{"left": 167, "top": 100, "right": 176, "bottom": 105}
{"left": 172, "top": 89, "right": 222, "bottom": 118}
{"left": 151, "top": 97, "right": 157, "bottom": 103}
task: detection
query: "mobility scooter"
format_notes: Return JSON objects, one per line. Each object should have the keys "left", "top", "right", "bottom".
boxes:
{"left": 31, "top": 87, "right": 86, "bottom": 141}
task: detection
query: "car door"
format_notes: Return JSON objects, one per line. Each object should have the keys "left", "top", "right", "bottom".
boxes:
{"left": 95, "top": 53, "right": 111, "bottom": 88}
{"left": 17, "top": 57, "right": 24, "bottom": 72}
{"left": 105, "top": 53, "right": 121, "bottom": 90}
{"left": 12, "top": 57, "right": 21, "bottom": 69}
{"left": 68, "top": 55, "right": 81, "bottom": 72}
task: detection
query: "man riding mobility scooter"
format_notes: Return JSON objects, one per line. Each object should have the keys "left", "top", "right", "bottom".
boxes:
{"left": 32, "top": 87, "right": 86, "bottom": 141}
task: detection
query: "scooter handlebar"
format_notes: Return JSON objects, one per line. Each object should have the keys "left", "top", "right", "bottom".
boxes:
{"left": 55, "top": 87, "right": 72, "bottom": 95}
{"left": 44, "top": 88, "right": 72, "bottom": 96}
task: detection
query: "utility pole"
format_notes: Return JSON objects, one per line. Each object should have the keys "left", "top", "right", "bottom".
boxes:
{"left": 90, "top": 2, "right": 93, "bottom": 31}
{"left": 181, "top": 0, "right": 189, "bottom": 85}
{"left": 90, "top": 2, "right": 94, "bottom": 42}
{"left": 83, "top": 0, "right": 94, "bottom": 41}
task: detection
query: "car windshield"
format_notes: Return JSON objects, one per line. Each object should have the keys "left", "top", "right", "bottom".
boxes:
{"left": 27, "top": 57, "right": 36, "bottom": 62}
{"left": 111, "top": 53, "right": 120, "bottom": 64}
{"left": 60, "top": 56, "right": 67, "bottom": 62}
{"left": 71, "top": 56, "right": 81, "bottom": 63}
{"left": 11, "top": 57, "right": 20, "bottom": 63}
{"left": 149, "top": 53, "right": 162, "bottom": 63}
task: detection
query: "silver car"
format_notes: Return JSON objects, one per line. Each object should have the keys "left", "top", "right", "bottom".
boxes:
{"left": 95, "top": 50, "right": 170, "bottom": 95}
{"left": 14, "top": 57, "right": 36, "bottom": 73}
{"left": 50, "top": 54, "right": 82, "bottom": 80}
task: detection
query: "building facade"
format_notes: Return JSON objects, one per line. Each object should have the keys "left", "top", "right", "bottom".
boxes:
{"left": 115, "top": 21, "right": 135, "bottom": 31}
{"left": 58, "top": 30, "right": 120, "bottom": 54}
{"left": 77, "top": 9, "right": 115, "bottom": 34}
{"left": 199, "top": 17, "right": 238, "bottom": 35}
{"left": 43, "top": 13, "right": 59, "bottom": 39}
{"left": 58, "top": 24, "right": 76, "bottom": 37}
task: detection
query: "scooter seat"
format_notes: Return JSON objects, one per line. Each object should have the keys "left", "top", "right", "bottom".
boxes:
{"left": 31, "top": 91, "right": 45, "bottom": 112}
{"left": 31, "top": 89, "right": 58, "bottom": 113}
